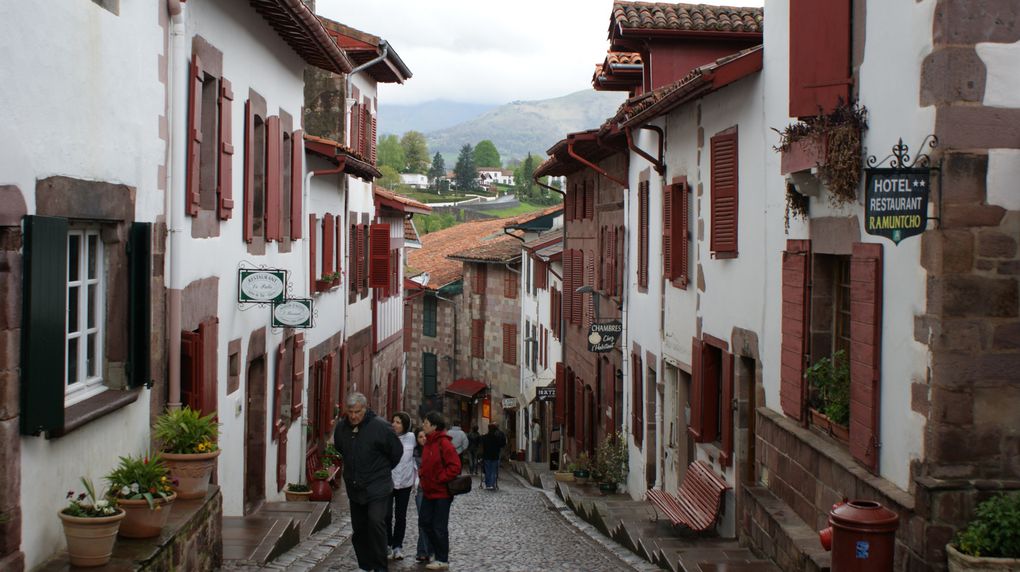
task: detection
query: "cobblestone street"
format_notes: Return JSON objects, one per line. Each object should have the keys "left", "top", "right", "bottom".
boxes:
{"left": 230, "top": 468, "right": 657, "bottom": 572}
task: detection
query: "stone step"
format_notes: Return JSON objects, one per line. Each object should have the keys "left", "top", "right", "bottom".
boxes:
{"left": 260, "top": 501, "right": 331, "bottom": 540}
{"left": 222, "top": 514, "right": 300, "bottom": 565}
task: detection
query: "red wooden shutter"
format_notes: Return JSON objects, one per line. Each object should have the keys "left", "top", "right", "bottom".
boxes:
{"left": 349, "top": 224, "right": 358, "bottom": 293}
{"left": 471, "top": 319, "right": 484, "bottom": 358}
{"left": 199, "top": 318, "right": 218, "bottom": 417}
{"left": 504, "top": 269, "right": 517, "bottom": 299}
{"left": 291, "top": 334, "right": 305, "bottom": 419}
{"left": 350, "top": 102, "right": 361, "bottom": 151}
{"left": 358, "top": 104, "right": 368, "bottom": 157}
{"left": 573, "top": 250, "right": 583, "bottom": 324}
{"left": 789, "top": 0, "right": 851, "bottom": 118}
{"left": 308, "top": 214, "right": 317, "bottom": 293}
{"left": 276, "top": 424, "right": 287, "bottom": 492}
{"left": 564, "top": 186, "right": 573, "bottom": 222}
{"left": 358, "top": 225, "right": 368, "bottom": 294}
{"left": 369, "top": 223, "right": 391, "bottom": 288}
{"left": 272, "top": 343, "right": 285, "bottom": 441}
{"left": 780, "top": 239, "right": 811, "bottom": 421}
{"left": 404, "top": 302, "right": 413, "bottom": 351}
{"left": 663, "top": 186, "right": 673, "bottom": 278}
{"left": 336, "top": 217, "right": 343, "bottom": 280}
{"left": 322, "top": 214, "right": 335, "bottom": 276}
{"left": 217, "top": 78, "right": 235, "bottom": 220}
{"left": 720, "top": 350, "right": 734, "bottom": 466}
{"left": 554, "top": 363, "right": 565, "bottom": 426}
{"left": 266, "top": 116, "right": 282, "bottom": 242}
{"left": 632, "top": 356, "right": 643, "bottom": 447}
{"left": 243, "top": 100, "right": 255, "bottom": 242}
{"left": 689, "top": 338, "right": 706, "bottom": 441}
{"left": 850, "top": 242, "right": 883, "bottom": 471}
{"left": 678, "top": 182, "right": 690, "bottom": 288}
{"left": 638, "top": 182, "right": 649, "bottom": 288}
{"left": 181, "top": 330, "right": 202, "bottom": 412}
{"left": 710, "top": 129, "right": 739, "bottom": 257}
{"left": 562, "top": 253, "right": 573, "bottom": 325}
{"left": 502, "top": 323, "right": 517, "bottom": 365}
{"left": 585, "top": 180, "right": 594, "bottom": 219}
{"left": 186, "top": 55, "right": 204, "bottom": 217}
{"left": 290, "top": 129, "right": 303, "bottom": 238}
{"left": 370, "top": 111, "right": 378, "bottom": 165}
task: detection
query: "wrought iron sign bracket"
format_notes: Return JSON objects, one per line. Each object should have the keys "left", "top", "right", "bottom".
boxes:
{"left": 865, "top": 135, "right": 943, "bottom": 229}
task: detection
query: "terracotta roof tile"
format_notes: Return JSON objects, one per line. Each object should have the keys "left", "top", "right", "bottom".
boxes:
{"left": 404, "top": 219, "right": 421, "bottom": 243}
{"left": 248, "top": 0, "right": 352, "bottom": 73}
{"left": 607, "top": 51, "right": 643, "bottom": 66}
{"left": 408, "top": 215, "right": 535, "bottom": 290}
{"left": 374, "top": 186, "right": 431, "bottom": 214}
{"left": 611, "top": 2, "right": 763, "bottom": 34}
{"left": 303, "top": 134, "right": 381, "bottom": 181}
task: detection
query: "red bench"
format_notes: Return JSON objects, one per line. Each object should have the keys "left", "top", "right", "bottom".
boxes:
{"left": 306, "top": 448, "right": 341, "bottom": 489}
{"left": 645, "top": 460, "right": 730, "bottom": 531}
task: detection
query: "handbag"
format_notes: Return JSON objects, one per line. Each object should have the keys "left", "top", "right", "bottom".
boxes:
{"left": 446, "top": 475, "right": 472, "bottom": 496}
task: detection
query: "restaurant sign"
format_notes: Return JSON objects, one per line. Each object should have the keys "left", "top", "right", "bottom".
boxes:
{"left": 238, "top": 269, "right": 287, "bottom": 303}
{"left": 272, "top": 298, "right": 313, "bottom": 328}
{"left": 587, "top": 320, "right": 622, "bottom": 353}
{"left": 864, "top": 168, "right": 930, "bottom": 245}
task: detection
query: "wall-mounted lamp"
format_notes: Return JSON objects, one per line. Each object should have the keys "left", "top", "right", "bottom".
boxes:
{"left": 574, "top": 285, "right": 600, "bottom": 320}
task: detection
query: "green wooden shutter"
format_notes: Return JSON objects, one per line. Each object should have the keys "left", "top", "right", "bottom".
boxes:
{"left": 127, "top": 222, "right": 152, "bottom": 388}
{"left": 21, "top": 215, "right": 68, "bottom": 435}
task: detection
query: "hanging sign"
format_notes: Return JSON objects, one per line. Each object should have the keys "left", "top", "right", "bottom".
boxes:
{"left": 272, "top": 298, "right": 313, "bottom": 328}
{"left": 501, "top": 398, "right": 518, "bottom": 410}
{"left": 587, "top": 320, "right": 622, "bottom": 352}
{"left": 238, "top": 269, "right": 287, "bottom": 303}
{"left": 536, "top": 386, "right": 557, "bottom": 401}
{"left": 864, "top": 168, "right": 931, "bottom": 245}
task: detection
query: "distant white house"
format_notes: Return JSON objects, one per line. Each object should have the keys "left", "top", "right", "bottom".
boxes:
{"left": 477, "top": 168, "right": 514, "bottom": 189}
{"left": 400, "top": 173, "right": 429, "bottom": 188}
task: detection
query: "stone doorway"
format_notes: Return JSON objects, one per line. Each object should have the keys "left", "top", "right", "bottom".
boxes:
{"left": 244, "top": 354, "right": 267, "bottom": 515}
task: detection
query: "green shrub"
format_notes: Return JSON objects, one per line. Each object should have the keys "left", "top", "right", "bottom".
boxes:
{"left": 806, "top": 350, "right": 850, "bottom": 426}
{"left": 153, "top": 406, "right": 219, "bottom": 454}
{"left": 955, "top": 492, "right": 1020, "bottom": 558}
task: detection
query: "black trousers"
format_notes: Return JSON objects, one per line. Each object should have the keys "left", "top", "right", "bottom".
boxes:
{"left": 350, "top": 495, "right": 390, "bottom": 572}
{"left": 386, "top": 486, "right": 412, "bottom": 549}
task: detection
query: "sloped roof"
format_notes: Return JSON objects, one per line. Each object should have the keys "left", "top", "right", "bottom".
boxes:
{"left": 610, "top": 2, "right": 763, "bottom": 36}
{"left": 448, "top": 236, "right": 521, "bottom": 264}
{"left": 304, "top": 134, "right": 381, "bottom": 181}
{"left": 248, "top": 0, "right": 352, "bottom": 73}
{"left": 533, "top": 127, "right": 627, "bottom": 179}
{"left": 404, "top": 219, "right": 421, "bottom": 244}
{"left": 318, "top": 18, "right": 411, "bottom": 83}
{"left": 374, "top": 186, "right": 431, "bottom": 215}
{"left": 408, "top": 215, "right": 534, "bottom": 290}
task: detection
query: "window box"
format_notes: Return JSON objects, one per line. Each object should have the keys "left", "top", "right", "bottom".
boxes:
{"left": 809, "top": 407, "right": 849, "bottom": 446}
{"left": 314, "top": 276, "right": 340, "bottom": 293}
{"left": 780, "top": 133, "right": 827, "bottom": 176}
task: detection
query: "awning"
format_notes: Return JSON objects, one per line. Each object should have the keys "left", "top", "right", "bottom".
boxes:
{"left": 444, "top": 378, "right": 487, "bottom": 399}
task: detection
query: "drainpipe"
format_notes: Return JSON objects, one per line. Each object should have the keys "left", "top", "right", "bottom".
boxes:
{"left": 344, "top": 41, "right": 389, "bottom": 144}
{"left": 626, "top": 125, "right": 665, "bottom": 176}
{"left": 166, "top": 0, "right": 186, "bottom": 410}
{"left": 567, "top": 139, "right": 628, "bottom": 188}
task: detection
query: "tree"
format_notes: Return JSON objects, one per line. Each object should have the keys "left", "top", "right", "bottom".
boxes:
{"left": 376, "top": 134, "right": 405, "bottom": 173}
{"left": 400, "top": 131, "right": 430, "bottom": 174}
{"left": 454, "top": 144, "right": 477, "bottom": 192}
{"left": 428, "top": 152, "right": 446, "bottom": 191}
{"left": 473, "top": 140, "right": 501, "bottom": 168}
{"left": 513, "top": 153, "right": 537, "bottom": 200}
{"left": 378, "top": 165, "right": 401, "bottom": 189}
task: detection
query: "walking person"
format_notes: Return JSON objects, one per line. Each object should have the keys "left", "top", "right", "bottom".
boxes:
{"left": 333, "top": 393, "right": 403, "bottom": 572}
{"left": 466, "top": 425, "right": 481, "bottom": 475}
{"left": 447, "top": 423, "right": 468, "bottom": 471}
{"left": 386, "top": 412, "right": 415, "bottom": 561}
{"left": 412, "top": 428, "right": 433, "bottom": 564}
{"left": 418, "top": 411, "right": 462, "bottom": 570}
{"left": 531, "top": 418, "right": 542, "bottom": 463}
{"left": 481, "top": 422, "right": 506, "bottom": 490}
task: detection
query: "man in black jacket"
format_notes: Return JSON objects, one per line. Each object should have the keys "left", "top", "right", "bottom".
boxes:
{"left": 334, "top": 392, "right": 402, "bottom": 572}
{"left": 480, "top": 423, "right": 507, "bottom": 490}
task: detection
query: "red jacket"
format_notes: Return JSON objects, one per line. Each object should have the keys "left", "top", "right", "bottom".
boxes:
{"left": 418, "top": 430, "right": 462, "bottom": 499}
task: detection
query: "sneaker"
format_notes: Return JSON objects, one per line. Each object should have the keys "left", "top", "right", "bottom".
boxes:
{"left": 425, "top": 562, "right": 449, "bottom": 570}
{"left": 392, "top": 547, "right": 404, "bottom": 560}
{"left": 415, "top": 554, "right": 429, "bottom": 563}
{"left": 386, "top": 547, "right": 393, "bottom": 559}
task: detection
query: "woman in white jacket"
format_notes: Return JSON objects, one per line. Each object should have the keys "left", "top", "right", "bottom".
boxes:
{"left": 386, "top": 411, "right": 417, "bottom": 560}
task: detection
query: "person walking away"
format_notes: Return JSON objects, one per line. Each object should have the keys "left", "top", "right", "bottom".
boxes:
{"left": 418, "top": 411, "right": 461, "bottom": 570}
{"left": 466, "top": 425, "right": 481, "bottom": 475}
{"left": 412, "top": 428, "right": 433, "bottom": 563}
{"left": 531, "top": 418, "right": 542, "bottom": 462}
{"left": 333, "top": 393, "right": 402, "bottom": 572}
{"left": 386, "top": 412, "right": 415, "bottom": 561}
{"left": 481, "top": 423, "right": 506, "bottom": 490}
{"left": 447, "top": 424, "right": 468, "bottom": 472}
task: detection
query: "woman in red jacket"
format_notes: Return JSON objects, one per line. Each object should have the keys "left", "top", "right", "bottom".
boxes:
{"left": 417, "top": 411, "right": 461, "bottom": 570}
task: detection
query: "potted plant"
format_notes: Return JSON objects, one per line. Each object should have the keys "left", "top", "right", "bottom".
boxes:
{"left": 315, "top": 271, "right": 342, "bottom": 292}
{"left": 310, "top": 469, "right": 333, "bottom": 502}
{"left": 153, "top": 406, "right": 221, "bottom": 499}
{"left": 106, "top": 453, "right": 176, "bottom": 538}
{"left": 284, "top": 483, "right": 312, "bottom": 502}
{"left": 573, "top": 451, "right": 591, "bottom": 484}
{"left": 806, "top": 350, "right": 850, "bottom": 442}
{"left": 58, "top": 477, "right": 125, "bottom": 567}
{"left": 948, "top": 492, "right": 1020, "bottom": 571}
{"left": 594, "top": 431, "right": 628, "bottom": 495}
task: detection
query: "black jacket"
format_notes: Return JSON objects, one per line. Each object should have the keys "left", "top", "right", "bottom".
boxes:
{"left": 481, "top": 429, "right": 507, "bottom": 461}
{"left": 333, "top": 410, "right": 402, "bottom": 503}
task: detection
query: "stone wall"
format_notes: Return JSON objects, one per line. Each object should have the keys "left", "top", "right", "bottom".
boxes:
{"left": 0, "top": 187, "right": 25, "bottom": 570}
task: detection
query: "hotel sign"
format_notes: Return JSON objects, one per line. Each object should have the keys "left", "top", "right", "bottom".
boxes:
{"left": 272, "top": 298, "right": 313, "bottom": 328}
{"left": 587, "top": 320, "right": 622, "bottom": 353}
{"left": 238, "top": 269, "right": 287, "bottom": 303}
{"left": 864, "top": 168, "right": 930, "bottom": 245}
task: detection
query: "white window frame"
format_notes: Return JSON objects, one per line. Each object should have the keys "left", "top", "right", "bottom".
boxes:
{"left": 65, "top": 228, "right": 106, "bottom": 406}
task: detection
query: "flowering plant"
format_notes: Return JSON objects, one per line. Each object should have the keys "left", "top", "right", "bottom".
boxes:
{"left": 106, "top": 453, "right": 176, "bottom": 509}
{"left": 63, "top": 477, "right": 120, "bottom": 518}
{"left": 153, "top": 406, "right": 220, "bottom": 454}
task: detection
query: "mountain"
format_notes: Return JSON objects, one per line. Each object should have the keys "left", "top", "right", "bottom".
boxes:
{"left": 377, "top": 100, "right": 498, "bottom": 136}
{"left": 424, "top": 90, "right": 627, "bottom": 163}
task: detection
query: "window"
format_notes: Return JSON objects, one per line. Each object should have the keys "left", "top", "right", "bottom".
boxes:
{"left": 710, "top": 128, "right": 739, "bottom": 258}
{"left": 473, "top": 264, "right": 487, "bottom": 295}
{"left": 524, "top": 320, "right": 531, "bottom": 370}
{"left": 423, "top": 353, "right": 438, "bottom": 396}
{"left": 664, "top": 181, "right": 690, "bottom": 287}
{"left": 503, "top": 323, "right": 518, "bottom": 365}
{"left": 369, "top": 223, "right": 391, "bottom": 290}
{"left": 471, "top": 319, "right": 485, "bottom": 359}
{"left": 504, "top": 268, "right": 518, "bottom": 299}
{"left": 637, "top": 181, "right": 649, "bottom": 288}
{"left": 423, "top": 295, "right": 437, "bottom": 337}
{"left": 65, "top": 229, "right": 105, "bottom": 405}
{"left": 248, "top": 111, "right": 266, "bottom": 240}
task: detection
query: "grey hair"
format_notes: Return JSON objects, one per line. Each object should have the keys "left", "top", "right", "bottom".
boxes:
{"left": 345, "top": 392, "right": 368, "bottom": 409}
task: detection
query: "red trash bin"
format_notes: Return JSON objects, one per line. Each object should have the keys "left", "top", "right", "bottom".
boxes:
{"left": 827, "top": 500, "right": 899, "bottom": 572}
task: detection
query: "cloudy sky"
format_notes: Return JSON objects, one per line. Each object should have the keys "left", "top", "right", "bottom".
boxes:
{"left": 317, "top": 0, "right": 763, "bottom": 106}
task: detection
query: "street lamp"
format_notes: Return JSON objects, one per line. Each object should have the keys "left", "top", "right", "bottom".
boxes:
{"left": 575, "top": 284, "right": 600, "bottom": 320}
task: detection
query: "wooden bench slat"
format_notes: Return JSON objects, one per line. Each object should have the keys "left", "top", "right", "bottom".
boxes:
{"left": 645, "top": 461, "right": 731, "bottom": 532}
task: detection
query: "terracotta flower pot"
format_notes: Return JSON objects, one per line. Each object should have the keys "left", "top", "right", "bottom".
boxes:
{"left": 285, "top": 489, "right": 312, "bottom": 502}
{"left": 554, "top": 471, "right": 575, "bottom": 483}
{"left": 58, "top": 509, "right": 125, "bottom": 567}
{"left": 309, "top": 478, "right": 332, "bottom": 502}
{"left": 162, "top": 449, "right": 220, "bottom": 499}
{"left": 947, "top": 544, "right": 1020, "bottom": 571}
{"left": 117, "top": 493, "right": 176, "bottom": 538}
